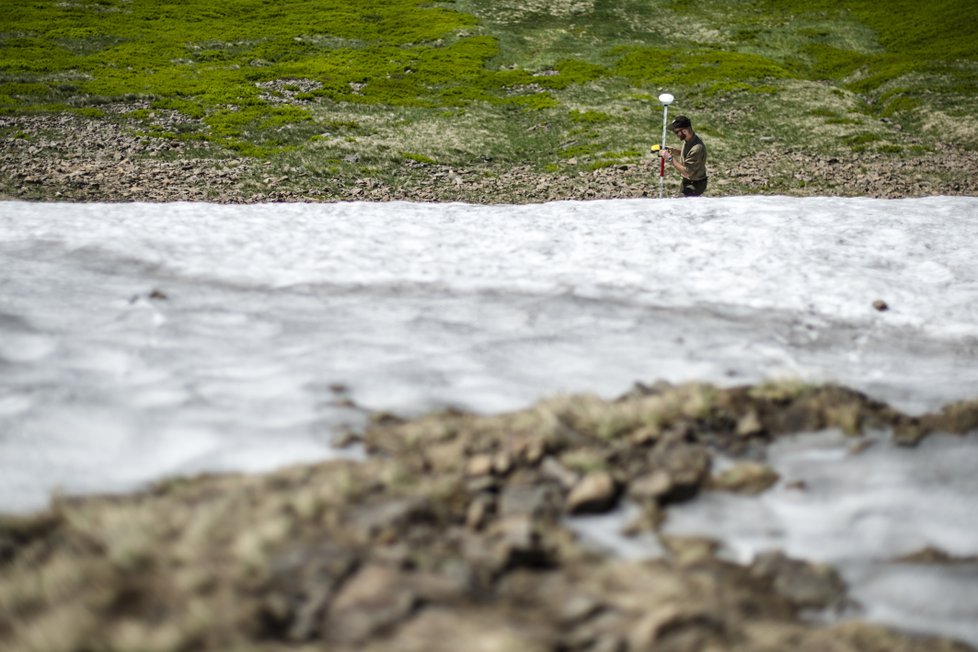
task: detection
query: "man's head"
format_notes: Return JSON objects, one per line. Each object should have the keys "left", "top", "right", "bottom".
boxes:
{"left": 668, "top": 115, "right": 693, "bottom": 141}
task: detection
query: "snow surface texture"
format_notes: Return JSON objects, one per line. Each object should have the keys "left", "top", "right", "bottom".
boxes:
{"left": 661, "top": 429, "right": 978, "bottom": 646}
{"left": 2, "top": 197, "right": 977, "bottom": 642}
{"left": 2, "top": 196, "right": 977, "bottom": 508}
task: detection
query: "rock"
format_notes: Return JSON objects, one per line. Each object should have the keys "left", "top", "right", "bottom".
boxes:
{"left": 492, "top": 451, "right": 514, "bottom": 476}
{"left": 499, "top": 482, "right": 563, "bottom": 521}
{"left": 735, "top": 410, "right": 764, "bottom": 437}
{"left": 826, "top": 402, "right": 864, "bottom": 436}
{"left": 466, "top": 453, "right": 495, "bottom": 477}
{"left": 893, "top": 546, "right": 978, "bottom": 564}
{"left": 4, "top": 380, "right": 976, "bottom": 652}
{"left": 660, "top": 535, "right": 720, "bottom": 566}
{"left": 262, "top": 542, "right": 359, "bottom": 641}
{"left": 628, "top": 604, "right": 724, "bottom": 652}
{"left": 646, "top": 443, "right": 711, "bottom": 504}
{"left": 629, "top": 470, "right": 674, "bottom": 502}
{"left": 630, "top": 424, "right": 662, "bottom": 445}
{"left": 326, "top": 564, "right": 417, "bottom": 644}
{"left": 710, "top": 461, "right": 780, "bottom": 494}
{"left": 491, "top": 516, "right": 556, "bottom": 571}
{"left": 566, "top": 471, "right": 619, "bottom": 515}
{"left": 349, "top": 497, "right": 434, "bottom": 540}
{"left": 893, "top": 421, "right": 928, "bottom": 447}
{"left": 751, "top": 551, "right": 847, "bottom": 611}
{"left": 466, "top": 493, "right": 495, "bottom": 530}
{"left": 558, "top": 594, "right": 605, "bottom": 625}
{"left": 561, "top": 609, "right": 628, "bottom": 650}
{"left": 408, "top": 565, "right": 474, "bottom": 604}
{"left": 540, "top": 455, "right": 580, "bottom": 489}
{"left": 928, "top": 397, "right": 978, "bottom": 435}
{"left": 368, "top": 607, "right": 552, "bottom": 652}
{"left": 0, "top": 512, "right": 61, "bottom": 566}
{"left": 421, "top": 438, "right": 466, "bottom": 472}
{"left": 520, "top": 438, "right": 547, "bottom": 465}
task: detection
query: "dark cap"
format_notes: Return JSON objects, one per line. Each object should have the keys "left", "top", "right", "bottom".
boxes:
{"left": 668, "top": 115, "right": 691, "bottom": 130}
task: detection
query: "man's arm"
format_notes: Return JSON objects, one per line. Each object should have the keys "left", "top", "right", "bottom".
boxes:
{"left": 660, "top": 145, "right": 691, "bottom": 179}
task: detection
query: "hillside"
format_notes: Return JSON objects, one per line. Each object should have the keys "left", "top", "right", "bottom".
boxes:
{"left": 2, "top": 0, "right": 977, "bottom": 201}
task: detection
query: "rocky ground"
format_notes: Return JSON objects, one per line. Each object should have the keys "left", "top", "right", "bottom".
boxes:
{"left": 2, "top": 381, "right": 977, "bottom": 652}
{"left": 3, "top": 108, "right": 978, "bottom": 203}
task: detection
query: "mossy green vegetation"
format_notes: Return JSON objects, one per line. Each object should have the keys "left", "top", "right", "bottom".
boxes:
{"left": 2, "top": 0, "right": 976, "bottom": 190}
{"left": 613, "top": 47, "right": 794, "bottom": 93}
{"left": 1, "top": 0, "right": 524, "bottom": 153}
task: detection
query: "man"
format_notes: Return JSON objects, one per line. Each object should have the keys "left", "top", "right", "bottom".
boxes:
{"left": 659, "top": 115, "right": 708, "bottom": 197}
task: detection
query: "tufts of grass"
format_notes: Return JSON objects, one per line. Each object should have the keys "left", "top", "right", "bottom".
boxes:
{"left": 401, "top": 151, "right": 438, "bottom": 165}
{"left": 614, "top": 46, "right": 794, "bottom": 94}
{"left": 569, "top": 109, "right": 611, "bottom": 124}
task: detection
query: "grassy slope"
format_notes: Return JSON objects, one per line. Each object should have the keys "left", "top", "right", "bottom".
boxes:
{"left": 1, "top": 0, "right": 976, "bottom": 194}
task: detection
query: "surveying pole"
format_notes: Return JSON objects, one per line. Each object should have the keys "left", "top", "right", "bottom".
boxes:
{"left": 658, "top": 93, "right": 674, "bottom": 199}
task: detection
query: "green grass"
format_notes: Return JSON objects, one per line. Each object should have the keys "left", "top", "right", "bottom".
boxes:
{"left": 2, "top": 0, "right": 976, "bottom": 190}
{"left": 1, "top": 0, "right": 529, "bottom": 153}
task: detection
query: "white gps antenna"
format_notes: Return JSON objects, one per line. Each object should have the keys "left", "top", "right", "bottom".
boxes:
{"left": 658, "top": 93, "right": 674, "bottom": 198}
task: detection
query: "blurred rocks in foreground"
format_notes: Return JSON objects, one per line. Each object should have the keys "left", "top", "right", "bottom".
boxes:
{"left": 2, "top": 380, "right": 976, "bottom": 651}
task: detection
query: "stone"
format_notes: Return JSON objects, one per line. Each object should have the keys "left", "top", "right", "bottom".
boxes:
{"left": 466, "top": 494, "right": 495, "bottom": 530}
{"left": 710, "top": 461, "right": 780, "bottom": 495}
{"left": 492, "top": 451, "right": 514, "bottom": 476}
{"left": 4, "top": 379, "right": 976, "bottom": 652}
{"left": 466, "top": 453, "right": 495, "bottom": 477}
{"left": 893, "top": 546, "right": 963, "bottom": 563}
{"left": 646, "top": 443, "right": 711, "bottom": 504}
{"left": 628, "top": 604, "right": 724, "bottom": 652}
{"left": 751, "top": 551, "right": 847, "bottom": 610}
{"left": 629, "top": 470, "right": 674, "bottom": 501}
{"left": 562, "top": 610, "right": 628, "bottom": 650}
{"left": 349, "top": 497, "right": 433, "bottom": 540}
{"left": 631, "top": 424, "right": 662, "bottom": 445}
{"left": 566, "top": 471, "right": 619, "bottom": 515}
{"left": 365, "top": 607, "right": 552, "bottom": 652}
{"left": 539, "top": 455, "right": 580, "bottom": 489}
{"left": 262, "top": 542, "right": 359, "bottom": 641}
{"left": 735, "top": 410, "right": 764, "bottom": 437}
{"left": 499, "top": 482, "right": 563, "bottom": 521}
{"left": 660, "top": 535, "right": 720, "bottom": 566}
{"left": 491, "top": 516, "right": 555, "bottom": 571}
{"left": 559, "top": 594, "right": 604, "bottom": 625}
{"left": 326, "top": 564, "right": 417, "bottom": 644}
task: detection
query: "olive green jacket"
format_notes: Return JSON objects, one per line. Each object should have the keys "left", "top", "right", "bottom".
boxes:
{"left": 681, "top": 134, "right": 708, "bottom": 181}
